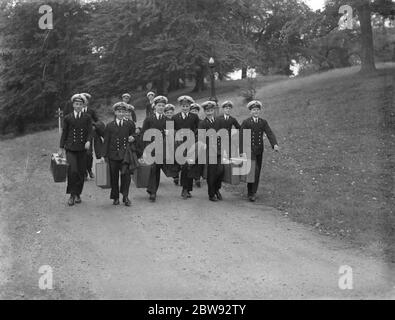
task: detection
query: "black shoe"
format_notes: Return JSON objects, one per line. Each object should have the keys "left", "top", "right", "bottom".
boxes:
{"left": 173, "top": 178, "right": 179, "bottom": 186}
{"left": 68, "top": 195, "right": 75, "bottom": 206}
{"left": 124, "top": 197, "right": 131, "bottom": 206}
{"left": 195, "top": 180, "right": 201, "bottom": 188}
{"left": 75, "top": 195, "right": 82, "bottom": 204}
{"left": 113, "top": 199, "right": 120, "bottom": 205}
{"left": 149, "top": 194, "right": 156, "bottom": 202}
{"left": 215, "top": 191, "right": 223, "bottom": 201}
{"left": 88, "top": 170, "right": 94, "bottom": 179}
{"left": 181, "top": 189, "right": 188, "bottom": 200}
{"left": 209, "top": 196, "right": 218, "bottom": 202}
{"left": 187, "top": 192, "right": 192, "bottom": 198}
{"left": 249, "top": 195, "right": 256, "bottom": 202}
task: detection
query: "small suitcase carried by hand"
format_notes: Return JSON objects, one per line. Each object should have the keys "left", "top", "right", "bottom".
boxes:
{"left": 239, "top": 158, "right": 256, "bottom": 183}
{"left": 162, "top": 164, "right": 180, "bottom": 178}
{"left": 96, "top": 160, "right": 111, "bottom": 189}
{"left": 223, "top": 158, "right": 243, "bottom": 185}
{"left": 132, "top": 158, "right": 151, "bottom": 188}
{"left": 50, "top": 153, "right": 68, "bottom": 183}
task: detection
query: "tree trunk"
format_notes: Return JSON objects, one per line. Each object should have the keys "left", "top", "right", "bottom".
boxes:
{"left": 241, "top": 67, "right": 247, "bottom": 79}
{"left": 357, "top": 1, "right": 376, "bottom": 73}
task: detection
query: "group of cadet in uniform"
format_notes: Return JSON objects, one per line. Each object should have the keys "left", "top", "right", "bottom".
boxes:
{"left": 59, "top": 91, "right": 279, "bottom": 207}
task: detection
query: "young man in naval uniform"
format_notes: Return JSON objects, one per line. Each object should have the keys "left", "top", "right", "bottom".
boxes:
{"left": 240, "top": 100, "right": 279, "bottom": 202}
{"left": 199, "top": 101, "right": 225, "bottom": 201}
{"left": 102, "top": 102, "right": 136, "bottom": 206}
{"left": 172, "top": 95, "right": 200, "bottom": 199}
{"left": 216, "top": 100, "right": 241, "bottom": 158}
{"left": 141, "top": 96, "right": 168, "bottom": 202}
{"left": 59, "top": 94, "right": 93, "bottom": 206}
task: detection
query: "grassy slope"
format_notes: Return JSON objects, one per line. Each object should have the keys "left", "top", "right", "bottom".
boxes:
{"left": 223, "top": 64, "right": 395, "bottom": 261}
{"left": 95, "top": 75, "right": 288, "bottom": 118}
{"left": 98, "top": 65, "right": 394, "bottom": 259}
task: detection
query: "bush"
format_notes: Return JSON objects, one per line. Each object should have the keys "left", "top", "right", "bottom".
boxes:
{"left": 298, "top": 62, "right": 320, "bottom": 77}
{"left": 240, "top": 77, "right": 257, "bottom": 102}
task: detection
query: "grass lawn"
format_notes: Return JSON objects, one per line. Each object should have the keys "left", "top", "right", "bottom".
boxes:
{"left": 221, "top": 64, "right": 395, "bottom": 262}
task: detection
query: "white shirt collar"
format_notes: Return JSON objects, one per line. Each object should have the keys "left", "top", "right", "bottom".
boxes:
{"left": 74, "top": 111, "right": 81, "bottom": 118}
{"left": 253, "top": 117, "right": 259, "bottom": 122}
{"left": 155, "top": 112, "right": 162, "bottom": 119}
{"left": 82, "top": 107, "right": 87, "bottom": 112}
{"left": 116, "top": 118, "right": 123, "bottom": 126}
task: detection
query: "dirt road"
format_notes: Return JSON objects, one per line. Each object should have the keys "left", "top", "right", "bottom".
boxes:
{"left": 0, "top": 122, "right": 393, "bottom": 299}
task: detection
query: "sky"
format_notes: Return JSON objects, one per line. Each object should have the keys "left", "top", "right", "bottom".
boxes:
{"left": 303, "top": 0, "right": 326, "bottom": 11}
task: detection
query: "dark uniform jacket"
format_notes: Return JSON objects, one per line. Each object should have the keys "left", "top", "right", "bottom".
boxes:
{"left": 60, "top": 112, "right": 93, "bottom": 151}
{"left": 240, "top": 117, "right": 278, "bottom": 156}
{"left": 198, "top": 117, "right": 222, "bottom": 158}
{"left": 82, "top": 108, "right": 99, "bottom": 123}
{"left": 65, "top": 105, "right": 98, "bottom": 122}
{"left": 216, "top": 115, "right": 241, "bottom": 133}
{"left": 173, "top": 112, "right": 200, "bottom": 160}
{"left": 103, "top": 120, "right": 136, "bottom": 161}
{"left": 141, "top": 113, "right": 167, "bottom": 161}
{"left": 173, "top": 112, "right": 200, "bottom": 132}
{"left": 216, "top": 114, "right": 241, "bottom": 157}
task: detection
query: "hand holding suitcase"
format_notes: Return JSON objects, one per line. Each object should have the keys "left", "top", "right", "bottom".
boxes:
{"left": 50, "top": 153, "right": 68, "bottom": 183}
{"left": 96, "top": 159, "right": 111, "bottom": 189}
{"left": 132, "top": 158, "right": 151, "bottom": 188}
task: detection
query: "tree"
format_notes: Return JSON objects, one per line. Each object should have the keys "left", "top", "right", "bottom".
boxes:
{"left": 0, "top": 0, "right": 93, "bottom": 133}
{"left": 326, "top": 0, "right": 395, "bottom": 73}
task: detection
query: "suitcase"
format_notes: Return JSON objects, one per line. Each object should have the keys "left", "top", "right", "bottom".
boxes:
{"left": 186, "top": 163, "right": 203, "bottom": 179}
{"left": 50, "top": 153, "right": 68, "bottom": 183}
{"left": 132, "top": 159, "right": 151, "bottom": 188}
{"left": 239, "top": 158, "right": 256, "bottom": 183}
{"left": 96, "top": 160, "right": 111, "bottom": 189}
{"left": 223, "top": 158, "right": 243, "bottom": 185}
{"left": 162, "top": 164, "right": 180, "bottom": 178}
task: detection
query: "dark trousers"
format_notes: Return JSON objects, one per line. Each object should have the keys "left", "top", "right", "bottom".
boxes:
{"left": 180, "top": 164, "right": 193, "bottom": 192}
{"left": 66, "top": 150, "right": 87, "bottom": 196}
{"left": 93, "top": 135, "right": 104, "bottom": 159}
{"left": 247, "top": 153, "right": 263, "bottom": 196}
{"left": 147, "top": 163, "right": 162, "bottom": 195}
{"left": 109, "top": 159, "right": 131, "bottom": 200}
{"left": 86, "top": 151, "right": 93, "bottom": 173}
{"left": 86, "top": 136, "right": 95, "bottom": 173}
{"left": 207, "top": 163, "right": 224, "bottom": 197}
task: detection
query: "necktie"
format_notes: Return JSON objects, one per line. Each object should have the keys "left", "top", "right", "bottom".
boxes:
{"left": 225, "top": 116, "right": 228, "bottom": 121}
{"left": 78, "top": 112, "right": 81, "bottom": 119}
